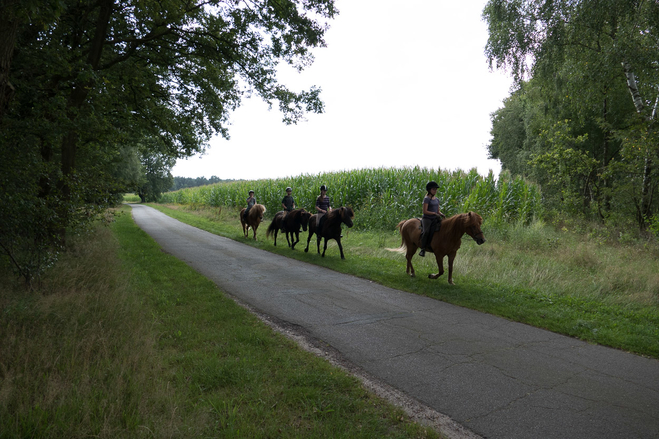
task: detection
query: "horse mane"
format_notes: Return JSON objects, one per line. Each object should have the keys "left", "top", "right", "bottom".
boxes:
{"left": 325, "top": 206, "right": 354, "bottom": 227}
{"left": 249, "top": 204, "right": 265, "bottom": 218}
{"left": 439, "top": 212, "right": 482, "bottom": 239}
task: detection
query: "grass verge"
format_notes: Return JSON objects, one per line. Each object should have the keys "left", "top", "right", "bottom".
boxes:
{"left": 0, "top": 207, "right": 438, "bottom": 438}
{"left": 148, "top": 203, "right": 659, "bottom": 359}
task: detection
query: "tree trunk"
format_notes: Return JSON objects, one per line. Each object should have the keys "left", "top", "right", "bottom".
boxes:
{"left": 0, "top": 2, "right": 19, "bottom": 122}
{"left": 56, "top": 0, "right": 114, "bottom": 243}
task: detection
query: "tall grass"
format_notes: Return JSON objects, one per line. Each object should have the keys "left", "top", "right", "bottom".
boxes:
{"left": 159, "top": 167, "right": 541, "bottom": 230}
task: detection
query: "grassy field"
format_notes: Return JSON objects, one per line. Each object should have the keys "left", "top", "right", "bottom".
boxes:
{"left": 148, "top": 202, "right": 659, "bottom": 360}
{"left": 0, "top": 207, "right": 439, "bottom": 438}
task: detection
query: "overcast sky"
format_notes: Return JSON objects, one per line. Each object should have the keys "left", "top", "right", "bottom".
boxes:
{"left": 172, "top": 0, "right": 514, "bottom": 181}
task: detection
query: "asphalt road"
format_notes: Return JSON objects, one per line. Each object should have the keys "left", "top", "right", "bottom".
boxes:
{"left": 130, "top": 204, "right": 659, "bottom": 439}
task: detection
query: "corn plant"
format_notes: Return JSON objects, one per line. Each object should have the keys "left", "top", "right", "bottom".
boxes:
{"left": 159, "top": 167, "right": 543, "bottom": 230}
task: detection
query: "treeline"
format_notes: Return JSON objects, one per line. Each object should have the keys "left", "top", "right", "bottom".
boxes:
{"left": 484, "top": 0, "right": 659, "bottom": 231}
{"left": 170, "top": 176, "right": 237, "bottom": 191}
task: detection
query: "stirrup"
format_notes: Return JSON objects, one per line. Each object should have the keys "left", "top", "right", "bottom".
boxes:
{"left": 419, "top": 249, "right": 425, "bottom": 257}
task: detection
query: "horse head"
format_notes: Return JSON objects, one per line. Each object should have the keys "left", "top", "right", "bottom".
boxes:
{"left": 340, "top": 207, "right": 355, "bottom": 228}
{"left": 252, "top": 204, "right": 265, "bottom": 221}
{"left": 464, "top": 212, "right": 486, "bottom": 245}
{"left": 299, "top": 209, "right": 312, "bottom": 231}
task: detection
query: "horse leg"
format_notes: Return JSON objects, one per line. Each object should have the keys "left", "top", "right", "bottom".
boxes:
{"left": 428, "top": 252, "right": 445, "bottom": 280}
{"left": 285, "top": 231, "right": 291, "bottom": 248}
{"left": 336, "top": 237, "right": 345, "bottom": 259}
{"left": 321, "top": 237, "right": 328, "bottom": 257}
{"left": 447, "top": 252, "right": 456, "bottom": 285}
{"left": 305, "top": 228, "right": 314, "bottom": 253}
{"left": 405, "top": 246, "right": 416, "bottom": 277}
{"left": 317, "top": 235, "right": 322, "bottom": 255}
{"left": 291, "top": 232, "right": 299, "bottom": 250}
{"left": 273, "top": 229, "right": 278, "bottom": 246}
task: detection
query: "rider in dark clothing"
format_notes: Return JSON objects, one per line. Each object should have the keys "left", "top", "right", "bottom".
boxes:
{"left": 244, "top": 190, "right": 255, "bottom": 221}
{"left": 419, "top": 181, "right": 444, "bottom": 257}
{"left": 315, "top": 185, "right": 331, "bottom": 234}
{"left": 280, "top": 187, "right": 295, "bottom": 232}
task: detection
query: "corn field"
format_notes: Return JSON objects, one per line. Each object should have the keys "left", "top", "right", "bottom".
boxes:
{"left": 158, "top": 167, "right": 542, "bottom": 230}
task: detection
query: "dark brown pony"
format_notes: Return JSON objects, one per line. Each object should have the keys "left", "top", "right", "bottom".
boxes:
{"left": 304, "top": 207, "right": 355, "bottom": 259}
{"left": 266, "top": 208, "right": 312, "bottom": 249}
{"left": 387, "top": 212, "right": 486, "bottom": 284}
{"left": 239, "top": 204, "right": 266, "bottom": 240}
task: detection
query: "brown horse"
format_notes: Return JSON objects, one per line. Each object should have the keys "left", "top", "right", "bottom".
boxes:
{"left": 239, "top": 204, "right": 266, "bottom": 240}
{"left": 266, "top": 208, "right": 312, "bottom": 249}
{"left": 304, "top": 207, "right": 355, "bottom": 259}
{"left": 388, "top": 212, "right": 486, "bottom": 284}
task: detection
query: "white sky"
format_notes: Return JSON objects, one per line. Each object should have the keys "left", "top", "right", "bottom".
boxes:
{"left": 172, "top": 0, "right": 514, "bottom": 180}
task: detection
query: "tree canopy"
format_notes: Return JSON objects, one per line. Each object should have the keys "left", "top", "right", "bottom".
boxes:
{"left": 483, "top": 0, "right": 659, "bottom": 227}
{"left": 0, "top": 0, "right": 336, "bottom": 283}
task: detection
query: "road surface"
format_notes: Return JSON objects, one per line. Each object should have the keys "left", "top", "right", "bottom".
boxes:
{"left": 130, "top": 204, "right": 659, "bottom": 439}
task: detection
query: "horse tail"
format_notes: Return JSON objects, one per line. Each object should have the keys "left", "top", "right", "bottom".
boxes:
{"left": 266, "top": 217, "right": 277, "bottom": 238}
{"left": 385, "top": 220, "right": 409, "bottom": 253}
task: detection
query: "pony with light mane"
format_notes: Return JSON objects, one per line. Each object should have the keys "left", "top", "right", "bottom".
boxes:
{"left": 388, "top": 212, "right": 486, "bottom": 284}
{"left": 266, "top": 208, "right": 312, "bottom": 249}
{"left": 304, "top": 207, "right": 354, "bottom": 259}
{"left": 239, "top": 204, "right": 266, "bottom": 240}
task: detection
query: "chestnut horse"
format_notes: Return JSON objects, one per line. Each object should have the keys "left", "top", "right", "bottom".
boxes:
{"left": 266, "top": 208, "right": 312, "bottom": 249}
{"left": 239, "top": 204, "right": 266, "bottom": 240}
{"left": 388, "top": 212, "right": 486, "bottom": 284}
{"left": 304, "top": 207, "right": 355, "bottom": 259}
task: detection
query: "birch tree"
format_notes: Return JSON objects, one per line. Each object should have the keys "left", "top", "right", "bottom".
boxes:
{"left": 484, "top": 0, "right": 659, "bottom": 226}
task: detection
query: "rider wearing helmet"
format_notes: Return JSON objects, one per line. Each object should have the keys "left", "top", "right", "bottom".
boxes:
{"left": 280, "top": 187, "right": 296, "bottom": 232}
{"left": 315, "top": 185, "right": 331, "bottom": 233}
{"left": 244, "top": 190, "right": 256, "bottom": 221}
{"left": 419, "top": 181, "right": 444, "bottom": 257}
{"left": 281, "top": 187, "right": 295, "bottom": 212}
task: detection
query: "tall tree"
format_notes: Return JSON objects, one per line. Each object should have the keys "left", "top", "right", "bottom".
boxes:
{"left": 0, "top": 0, "right": 336, "bottom": 282}
{"left": 484, "top": 0, "right": 659, "bottom": 226}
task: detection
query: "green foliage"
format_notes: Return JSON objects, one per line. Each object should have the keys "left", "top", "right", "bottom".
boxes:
{"left": 1, "top": 0, "right": 336, "bottom": 283}
{"left": 159, "top": 167, "right": 542, "bottom": 230}
{"left": 483, "top": 0, "right": 659, "bottom": 228}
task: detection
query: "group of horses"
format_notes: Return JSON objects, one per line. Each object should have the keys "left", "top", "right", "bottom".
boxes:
{"left": 240, "top": 205, "right": 355, "bottom": 259}
{"left": 239, "top": 204, "right": 486, "bottom": 284}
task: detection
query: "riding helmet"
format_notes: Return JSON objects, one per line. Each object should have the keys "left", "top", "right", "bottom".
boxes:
{"left": 286, "top": 187, "right": 292, "bottom": 192}
{"left": 320, "top": 185, "right": 327, "bottom": 191}
{"left": 249, "top": 190, "right": 254, "bottom": 194}
{"left": 425, "top": 181, "right": 440, "bottom": 192}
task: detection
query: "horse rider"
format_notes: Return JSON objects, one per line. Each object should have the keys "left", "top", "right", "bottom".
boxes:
{"left": 315, "top": 184, "right": 331, "bottom": 234}
{"left": 280, "top": 187, "right": 296, "bottom": 232}
{"left": 419, "top": 181, "right": 445, "bottom": 257}
{"left": 244, "top": 190, "right": 256, "bottom": 221}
